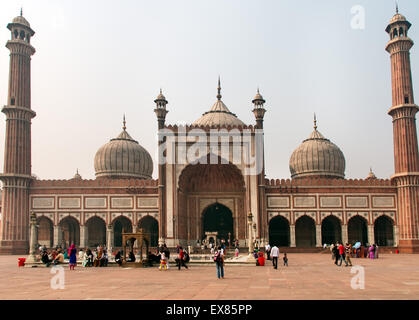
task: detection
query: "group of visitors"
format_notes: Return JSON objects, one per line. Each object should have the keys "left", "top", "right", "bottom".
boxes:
{"left": 330, "top": 242, "right": 379, "bottom": 266}
{"left": 39, "top": 244, "right": 110, "bottom": 269}
{"left": 265, "top": 243, "right": 288, "bottom": 269}
{"left": 331, "top": 243, "right": 353, "bottom": 267}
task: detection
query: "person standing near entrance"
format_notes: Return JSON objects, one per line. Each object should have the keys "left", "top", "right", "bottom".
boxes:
{"left": 270, "top": 245, "right": 279, "bottom": 269}
{"left": 265, "top": 243, "right": 271, "bottom": 260}
{"left": 214, "top": 246, "right": 224, "bottom": 279}
{"left": 337, "top": 243, "right": 348, "bottom": 266}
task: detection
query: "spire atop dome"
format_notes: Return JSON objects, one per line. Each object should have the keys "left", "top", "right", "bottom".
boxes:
{"left": 314, "top": 113, "right": 317, "bottom": 130}
{"left": 20, "top": 7, "right": 23, "bottom": 16}
{"left": 366, "top": 167, "right": 377, "bottom": 180}
{"left": 123, "top": 114, "right": 126, "bottom": 131}
{"left": 396, "top": 2, "right": 399, "bottom": 14}
{"left": 217, "top": 76, "right": 222, "bottom": 101}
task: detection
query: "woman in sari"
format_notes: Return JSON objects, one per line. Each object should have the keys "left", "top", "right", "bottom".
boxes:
{"left": 68, "top": 244, "right": 77, "bottom": 270}
{"left": 368, "top": 245, "right": 375, "bottom": 259}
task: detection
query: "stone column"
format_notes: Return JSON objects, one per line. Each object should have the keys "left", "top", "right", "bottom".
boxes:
{"left": 368, "top": 224, "right": 374, "bottom": 245}
{"left": 393, "top": 225, "right": 399, "bottom": 247}
{"left": 53, "top": 225, "right": 62, "bottom": 248}
{"left": 342, "top": 224, "right": 348, "bottom": 244}
{"left": 290, "top": 225, "right": 296, "bottom": 247}
{"left": 106, "top": 224, "right": 114, "bottom": 258}
{"left": 27, "top": 213, "right": 39, "bottom": 263}
{"left": 79, "top": 225, "right": 88, "bottom": 249}
{"left": 316, "top": 224, "right": 322, "bottom": 247}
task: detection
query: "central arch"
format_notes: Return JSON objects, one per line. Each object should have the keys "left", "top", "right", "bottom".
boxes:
{"left": 177, "top": 153, "right": 245, "bottom": 242}
{"left": 138, "top": 216, "right": 159, "bottom": 247}
{"left": 113, "top": 216, "right": 133, "bottom": 247}
{"left": 202, "top": 203, "right": 233, "bottom": 244}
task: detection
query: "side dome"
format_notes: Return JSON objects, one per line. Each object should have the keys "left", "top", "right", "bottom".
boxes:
{"left": 289, "top": 119, "right": 345, "bottom": 179}
{"left": 192, "top": 78, "right": 245, "bottom": 127}
{"left": 94, "top": 120, "right": 153, "bottom": 179}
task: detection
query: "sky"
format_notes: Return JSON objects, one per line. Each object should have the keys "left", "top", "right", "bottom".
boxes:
{"left": 0, "top": 0, "right": 418, "bottom": 181}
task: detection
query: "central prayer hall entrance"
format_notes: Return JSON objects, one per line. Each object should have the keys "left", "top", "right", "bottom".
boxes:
{"left": 202, "top": 203, "right": 234, "bottom": 244}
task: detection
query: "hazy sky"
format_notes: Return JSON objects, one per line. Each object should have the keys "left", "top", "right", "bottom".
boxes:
{"left": 0, "top": 0, "right": 418, "bottom": 181}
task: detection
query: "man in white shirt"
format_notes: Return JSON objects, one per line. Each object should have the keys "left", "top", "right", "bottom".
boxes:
{"left": 270, "top": 245, "right": 280, "bottom": 269}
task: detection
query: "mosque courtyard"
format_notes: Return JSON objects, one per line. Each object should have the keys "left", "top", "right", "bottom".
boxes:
{"left": 1, "top": 253, "right": 419, "bottom": 300}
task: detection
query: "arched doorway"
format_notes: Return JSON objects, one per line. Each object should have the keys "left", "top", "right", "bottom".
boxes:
{"left": 138, "top": 216, "right": 159, "bottom": 247}
{"left": 348, "top": 216, "right": 368, "bottom": 245}
{"left": 60, "top": 216, "right": 80, "bottom": 248}
{"left": 321, "top": 215, "right": 341, "bottom": 245}
{"left": 86, "top": 216, "right": 106, "bottom": 248}
{"left": 113, "top": 216, "right": 133, "bottom": 247}
{"left": 38, "top": 216, "right": 53, "bottom": 248}
{"left": 295, "top": 215, "right": 316, "bottom": 247}
{"left": 178, "top": 153, "right": 245, "bottom": 242}
{"left": 269, "top": 216, "right": 290, "bottom": 247}
{"left": 202, "top": 203, "right": 233, "bottom": 244}
{"left": 374, "top": 215, "right": 394, "bottom": 246}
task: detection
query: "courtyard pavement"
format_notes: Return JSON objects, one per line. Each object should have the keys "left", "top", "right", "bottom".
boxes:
{"left": 1, "top": 253, "right": 419, "bottom": 300}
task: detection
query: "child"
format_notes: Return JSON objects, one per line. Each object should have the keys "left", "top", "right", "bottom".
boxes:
{"left": 283, "top": 253, "right": 288, "bottom": 266}
{"left": 235, "top": 247, "right": 239, "bottom": 258}
{"left": 159, "top": 252, "right": 167, "bottom": 271}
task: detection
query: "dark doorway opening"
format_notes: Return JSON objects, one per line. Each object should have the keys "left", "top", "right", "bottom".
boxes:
{"left": 269, "top": 216, "right": 290, "bottom": 247}
{"left": 202, "top": 203, "right": 233, "bottom": 244}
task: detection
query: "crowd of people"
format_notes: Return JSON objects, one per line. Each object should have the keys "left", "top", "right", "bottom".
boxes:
{"left": 329, "top": 242, "right": 379, "bottom": 266}
{"left": 38, "top": 244, "right": 109, "bottom": 269}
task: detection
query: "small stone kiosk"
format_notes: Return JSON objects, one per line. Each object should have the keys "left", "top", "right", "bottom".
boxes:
{"left": 121, "top": 228, "right": 151, "bottom": 267}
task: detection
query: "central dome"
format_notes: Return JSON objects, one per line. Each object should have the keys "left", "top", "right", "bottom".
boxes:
{"left": 289, "top": 118, "right": 345, "bottom": 179}
{"left": 193, "top": 78, "right": 245, "bottom": 127}
{"left": 94, "top": 119, "right": 153, "bottom": 179}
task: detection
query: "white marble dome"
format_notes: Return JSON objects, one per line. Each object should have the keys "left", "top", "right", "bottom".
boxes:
{"left": 289, "top": 124, "right": 345, "bottom": 179}
{"left": 94, "top": 123, "right": 153, "bottom": 179}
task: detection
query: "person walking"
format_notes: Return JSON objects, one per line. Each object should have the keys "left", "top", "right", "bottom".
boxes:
{"left": 177, "top": 247, "right": 189, "bottom": 270}
{"left": 163, "top": 244, "right": 171, "bottom": 269}
{"left": 337, "top": 243, "right": 348, "bottom": 267}
{"left": 270, "top": 245, "right": 280, "bottom": 269}
{"left": 214, "top": 246, "right": 224, "bottom": 279}
{"left": 283, "top": 253, "right": 288, "bottom": 266}
{"left": 68, "top": 244, "right": 77, "bottom": 270}
{"left": 345, "top": 243, "right": 353, "bottom": 267}
{"left": 332, "top": 243, "right": 339, "bottom": 265}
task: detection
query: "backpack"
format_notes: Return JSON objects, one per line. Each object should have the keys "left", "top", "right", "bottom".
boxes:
{"left": 214, "top": 251, "right": 222, "bottom": 263}
{"left": 183, "top": 252, "right": 190, "bottom": 263}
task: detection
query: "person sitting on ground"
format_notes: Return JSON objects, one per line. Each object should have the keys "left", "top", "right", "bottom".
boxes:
{"left": 100, "top": 249, "right": 108, "bottom": 267}
{"left": 128, "top": 251, "right": 136, "bottom": 262}
{"left": 115, "top": 251, "right": 123, "bottom": 266}
{"left": 78, "top": 249, "right": 85, "bottom": 262}
{"left": 41, "top": 250, "right": 51, "bottom": 267}
{"left": 53, "top": 249, "right": 64, "bottom": 265}
{"left": 94, "top": 248, "right": 103, "bottom": 267}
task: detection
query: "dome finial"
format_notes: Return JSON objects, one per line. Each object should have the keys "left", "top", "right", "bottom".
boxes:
{"left": 217, "top": 76, "right": 222, "bottom": 101}
{"left": 313, "top": 113, "right": 317, "bottom": 130}
{"left": 123, "top": 114, "right": 126, "bottom": 131}
{"left": 20, "top": 7, "right": 23, "bottom": 16}
{"left": 396, "top": 2, "right": 399, "bottom": 14}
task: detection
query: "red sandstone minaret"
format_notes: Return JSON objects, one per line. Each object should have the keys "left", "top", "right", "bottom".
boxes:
{"left": 385, "top": 9, "right": 419, "bottom": 253}
{"left": 0, "top": 12, "right": 36, "bottom": 254}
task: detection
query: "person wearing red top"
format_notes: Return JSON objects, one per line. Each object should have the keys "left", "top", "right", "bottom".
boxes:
{"left": 176, "top": 247, "right": 188, "bottom": 270}
{"left": 337, "top": 243, "right": 348, "bottom": 267}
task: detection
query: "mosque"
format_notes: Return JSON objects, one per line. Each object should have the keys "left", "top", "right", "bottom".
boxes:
{"left": 0, "top": 9, "right": 418, "bottom": 255}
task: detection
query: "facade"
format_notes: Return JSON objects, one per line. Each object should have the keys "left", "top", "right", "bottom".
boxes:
{"left": 0, "top": 10, "right": 418, "bottom": 255}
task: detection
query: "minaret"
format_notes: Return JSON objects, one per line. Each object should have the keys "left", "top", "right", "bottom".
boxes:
{"left": 252, "top": 89, "right": 267, "bottom": 243}
{"left": 154, "top": 90, "right": 168, "bottom": 245}
{"left": 385, "top": 9, "right": 419, "bottom": 252}
{"left": 0, "top": 13, "right": 36, "bottom": 254}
